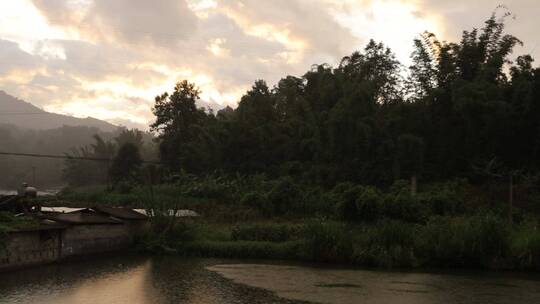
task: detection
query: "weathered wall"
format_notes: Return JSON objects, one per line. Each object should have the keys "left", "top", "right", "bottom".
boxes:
{"left": 0, "top": 229, "right": 61, "bottom": 271}
{"left": 61, "top": 224, "right": 133, "bottom": 257}
{"left": 0, "top": 223, "right": 141, "bottom": 271}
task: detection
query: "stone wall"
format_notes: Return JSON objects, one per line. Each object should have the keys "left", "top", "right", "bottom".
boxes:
{"left": 0, "top": 229, "right": 62, "bottom": 271}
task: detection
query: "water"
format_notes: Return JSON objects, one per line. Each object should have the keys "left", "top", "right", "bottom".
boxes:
{"left": 1, "top": 255, "right": 539, "bottom": 304}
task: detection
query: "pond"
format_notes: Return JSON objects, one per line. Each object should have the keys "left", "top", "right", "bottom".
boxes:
{"left": 0, "top": 255, "right": 539, "bottom": 304}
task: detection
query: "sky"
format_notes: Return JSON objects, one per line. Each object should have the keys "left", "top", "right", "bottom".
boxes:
{"left": 0, "top": 0, "right": 539, "bottom": 130}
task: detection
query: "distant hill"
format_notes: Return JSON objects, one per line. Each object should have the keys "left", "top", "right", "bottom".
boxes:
{"left": 0, "top": 91, "right": 117, "bottom": 131}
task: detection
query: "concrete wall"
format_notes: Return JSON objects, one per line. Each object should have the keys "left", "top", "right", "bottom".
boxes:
{"left": 0, "top": 229, "right": 62, "bottom": 271}
{"left": 0, "top": 222, "right": 144, "bottom": 271}
{"left": 61, "top": 224, "right": 133, "bottom": 257}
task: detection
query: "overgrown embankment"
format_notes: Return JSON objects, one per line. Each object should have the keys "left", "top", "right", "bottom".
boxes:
{"left": 56, "top": 174, "right": 540, "bottom": 270}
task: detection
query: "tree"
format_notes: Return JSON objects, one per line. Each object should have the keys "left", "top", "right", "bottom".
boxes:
{"left": 63, "top": 135, "right": 115, "bottom": 186}
{"left": 151, "top": 80, "right": 209, "bottom": 172}
{"left": 114, "top": 128, "right": 144, "bottom": 148}
{"left": 110, "top": 143, "right": 142, "bottom": 187}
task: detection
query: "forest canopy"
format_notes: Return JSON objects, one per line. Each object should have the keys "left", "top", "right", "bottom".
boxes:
{"left": 150, "top": 13, "right": 540, "bottom": 187}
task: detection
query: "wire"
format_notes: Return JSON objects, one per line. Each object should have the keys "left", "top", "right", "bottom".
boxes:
{"left": 0, "top": 112, "right": 49, "bottom": 115}
{"left": 0, "top": 151, "right": 161, "bottom": 164}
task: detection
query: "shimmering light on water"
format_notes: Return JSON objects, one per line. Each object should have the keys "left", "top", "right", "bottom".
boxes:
{"left": 1, "top": 255, "right": 539, "bottom": 304}
{"left": 0, "top": 256, "right": 299, "bottom": 304}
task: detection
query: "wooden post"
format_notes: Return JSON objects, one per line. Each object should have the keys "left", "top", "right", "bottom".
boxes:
{"left": 508, "top": 173, "right": 514, "bottom": 225}
{"left": 411, "top": 174, "right": 417, "bottom": 196}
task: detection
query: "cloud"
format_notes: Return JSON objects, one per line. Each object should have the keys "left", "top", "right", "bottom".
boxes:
{"left": 2, "top": 0, "right": 537, "bottom": 130}
{"left": 416, "top": 0, "right": 540, "bottom": 59}
{"left": 0, "top": 39, "right": 42, "bottom": 74}
{"left": 218, "top": 0, "right": 358, "bottom": 60}
{"left": 31, "top": 0, "right": 199, "bottom": 46}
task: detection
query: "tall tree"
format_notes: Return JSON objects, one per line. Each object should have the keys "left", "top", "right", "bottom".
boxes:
{"left": 151, "top": 80, "right": 209, "bottom": 172}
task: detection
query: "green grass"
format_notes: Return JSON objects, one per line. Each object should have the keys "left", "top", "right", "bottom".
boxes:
{"left": 0, "top": 212, "right": 41, "bottom": 232}
{"left": 133, "top": 219, "right": 540, "bottom": 270}
{"left": 56, "top": 179, "right": 540, "bottom": 271}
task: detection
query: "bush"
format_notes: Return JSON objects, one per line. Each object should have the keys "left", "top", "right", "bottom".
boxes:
{"left": 178, "top": 240, "right": 302, "bottom": 259}
{"left": 332, "top": 183, "right": 363, "bottom": 221}
{"left": 116, "top": 181, "right": 134, "bottom": 194}
{"left": 356, "top": 187, "right": 383, "bottom": 222}
{"left": 240, "top": 191, "right": 272, "bottom": 216}
{"left": 180, "top": 175, "right": 235, "bottom": 200}
{"left": 510, "top": 219, "right": 540, "bottom": 269}
{"left": 383, "top": 193, "right": 428, "bottom": 223}
{"left": 231, "top": 223, "right": 303, "bottom": 242}
{"left": 266, "top": 177, "right": 301, "bottom": 216}
{"left": 301, "top": 220, "right": 353, "bottom": 263}
{"left": 353, "top": 220, "right": 417, "bottom": 267}
{"left": 415, "top": 215, "right": 510, "bottom": 267}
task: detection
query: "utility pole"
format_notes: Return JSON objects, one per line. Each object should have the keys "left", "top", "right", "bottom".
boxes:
{"left": 32, "top": 166, "right": 36, "bottom": 186}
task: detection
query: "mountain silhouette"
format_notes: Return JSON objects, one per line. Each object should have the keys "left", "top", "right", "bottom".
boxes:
{"left": 0, "top": 91, "right": 117, "bottom": 131}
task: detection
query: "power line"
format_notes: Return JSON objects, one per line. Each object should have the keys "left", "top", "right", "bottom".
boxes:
{"left": 0, "top": 112, "right": 50, "bottom": 116}
{"left": 0, "top": 151, "right": 161, "bottom": 164}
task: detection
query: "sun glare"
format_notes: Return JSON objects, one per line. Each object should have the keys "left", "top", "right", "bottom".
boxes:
{"left": 331, "top": 0, "right": 442, "bottom": 66}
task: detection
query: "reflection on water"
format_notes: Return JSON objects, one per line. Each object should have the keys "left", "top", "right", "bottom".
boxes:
{"left": 0, "top": 255, "right": 301, "bottom": 304}
{"left": 1, "top": 255, "right": 540, "bottom": 304}
{"left": 208, "top": 264, "right": 540, "bottom": 304}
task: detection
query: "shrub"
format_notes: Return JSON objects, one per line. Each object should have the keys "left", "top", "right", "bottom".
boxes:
{"left": 116, "top": 181, "right": 134, "bottom": 194}
{"left": 240, "top": 191, "right": 272, "bottom": 216}
{"left": 356, "top": 186, "right": 383, "bottom": 222}
{"left": 389, "top": 179, "right": 410, "bottom": 194}
{"left": 383, "top": 193, "right": 428, "bottom": 223}
{"left": 415, "top": 215, "right": 510, "bottom": 267}
{"left": 178, "top": 240, "right": 302, "bottom": 259}
{"left": 231, "top": 223, "right": 303, "bottom": 242}
{"left": 510, "top": 219, "right": 540, "bottom": 269}
{"left": 301, "top": 220, "right": 353, "bottom": 263}
{"left": 267, "top": 177, "right": 301, "bottom": 216}
{"left": 332, "top": 183, "right": 362, "bottom": 221}
{"left": 353, "top": 220, "right": 417, "bottom": 267}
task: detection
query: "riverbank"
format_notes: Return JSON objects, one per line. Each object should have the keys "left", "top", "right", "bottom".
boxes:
{"left": 52, "top": 176, "right": 540, "bottom": 271}
{"left": 133, "top": 219, "right": 540, "bottom": 271}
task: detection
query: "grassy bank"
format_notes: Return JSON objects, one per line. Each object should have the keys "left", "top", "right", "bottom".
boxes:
{"left": 133, "top": 218, "right": 540, "bottom": 270}
{"left": 53, "top": 174, "right": 540, "bottom": 271}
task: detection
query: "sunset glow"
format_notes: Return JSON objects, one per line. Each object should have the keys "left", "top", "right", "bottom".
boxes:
{"left": 0, "top": 0, "right": 538, "bottom": 129}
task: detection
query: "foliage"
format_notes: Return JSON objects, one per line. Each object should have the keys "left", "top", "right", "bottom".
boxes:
{"left": 110, "top": 143, "right": 142, "bottom": 186}
{"left": 0, "top": 212, "right": 41, "bottom": 234}
{"left": 415, "top": 215, "right": 510, "bottom": 267}
{"left": 301, "top": 219, "right": 353, "bottom": 263}
{"left": 353, "top": 220, "right": 417, "bottom": 267}
{"left": 63, "top": 129, "right": 155, "bottom": 187}
{"left": 145, "top": 13, "right": 538, "bottom": 190}
{"left": 231, "top": 223, "right": 303, "bottom": 242}
{"left": 510, "top": 218, "right": 540, "bottom": 269}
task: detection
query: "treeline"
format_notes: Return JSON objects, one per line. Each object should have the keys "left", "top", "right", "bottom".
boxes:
{"left": 0, "top": 124, "right": 117, "bottom": 188}
{"left": 151, "top": 14, "right": 540, "bottom": 189}
{"left": 63, "top": 129, "right": 156, "bottom": 187}
{"left": 0, "top": 124, "right": 155, "bottom": 189}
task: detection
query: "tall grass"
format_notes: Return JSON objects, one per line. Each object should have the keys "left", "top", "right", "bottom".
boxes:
{"left": 57, "top": 175, "right": 540, "bottom": 270}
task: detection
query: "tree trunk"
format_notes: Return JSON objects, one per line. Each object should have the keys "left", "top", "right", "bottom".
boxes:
{"left": 411, "top": 174, "right": 417, "bottom": 196}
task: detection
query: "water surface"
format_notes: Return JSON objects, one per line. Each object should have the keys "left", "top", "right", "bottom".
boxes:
{"left": 1, "top": 255, "right": 539, "bottom": 304}
{"left": 0, "top": 255, "right": 301, "bottom": 304}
